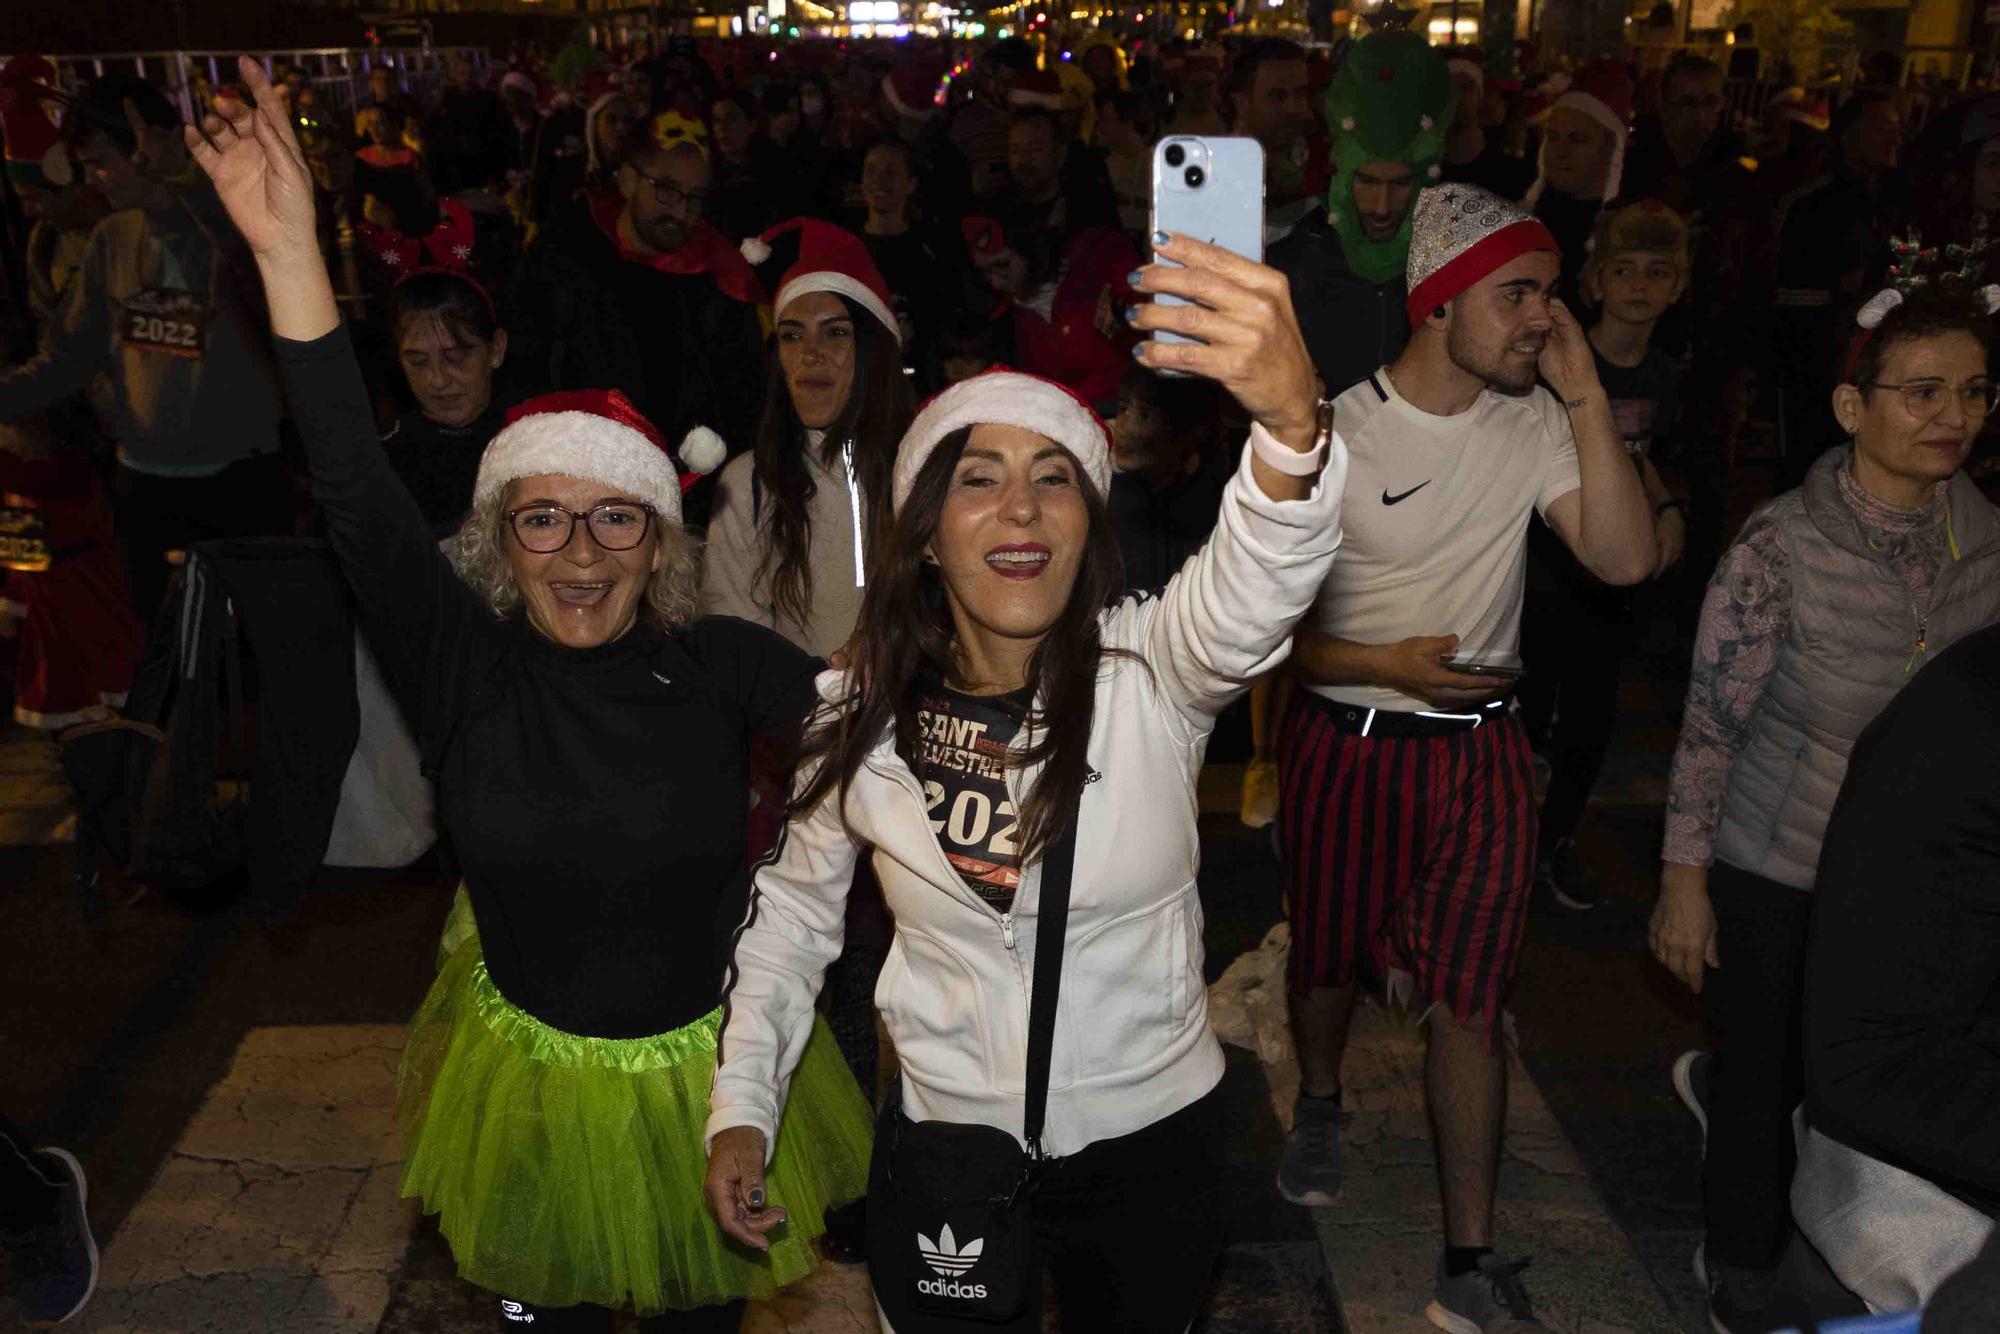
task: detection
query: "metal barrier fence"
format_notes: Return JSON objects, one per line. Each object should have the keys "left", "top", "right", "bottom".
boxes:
{"left": 31, "top": 47, "right": 494, "bottom": 129}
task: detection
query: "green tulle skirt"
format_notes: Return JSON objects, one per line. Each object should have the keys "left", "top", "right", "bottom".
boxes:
{"left": 397, "top": 897, "right": 874, "bottom": 1315}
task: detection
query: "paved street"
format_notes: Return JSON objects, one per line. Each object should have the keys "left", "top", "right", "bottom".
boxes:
{"left": 0, "top": 655, "right": 1715, "bottom": 1332}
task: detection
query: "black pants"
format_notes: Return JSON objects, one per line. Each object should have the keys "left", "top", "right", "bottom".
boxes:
{"left": 494, "top": 1296, "right": 744, "bottom": 1332}
{"left": 0, "top": 1110, "right": 60, "bottom": 1234}
{"left": 114, "top": 453, "right": 294, "bottom": 623}
{"left": 1518, "top": 540, "right": 1637, "bottom": 851}
{"left": 870, "top": 1087, "right": 1226, "bottom": 1333}
{"left": 1702, "top": 860, "right": 1815, "bottom": 1270}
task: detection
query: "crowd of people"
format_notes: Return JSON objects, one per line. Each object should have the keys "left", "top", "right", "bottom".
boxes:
{"left": 0, "top": 17, "right": 1997, "bottom": 1334}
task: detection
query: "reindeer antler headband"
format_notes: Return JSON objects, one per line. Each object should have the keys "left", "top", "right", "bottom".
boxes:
{"left": 1844, "top": 224, "right": 2000, "bottom": 379}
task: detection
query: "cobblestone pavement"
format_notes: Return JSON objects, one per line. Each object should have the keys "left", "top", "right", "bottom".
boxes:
{"left": 2, "top": 706, "right": 1711, "bottom": 1332}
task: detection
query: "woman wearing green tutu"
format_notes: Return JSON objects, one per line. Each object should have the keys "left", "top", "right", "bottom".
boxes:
{"left": 185, "top": 59, "right": 872, "bottom": 1332}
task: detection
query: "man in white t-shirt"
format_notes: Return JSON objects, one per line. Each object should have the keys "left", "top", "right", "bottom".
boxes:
{"left": 1274, "top": 183, "right": 1654, "bottom": 1334}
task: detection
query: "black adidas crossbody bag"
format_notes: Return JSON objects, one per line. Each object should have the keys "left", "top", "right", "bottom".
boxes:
{"left": 863, "top": 781, "right": 1083, "bottom": 1326}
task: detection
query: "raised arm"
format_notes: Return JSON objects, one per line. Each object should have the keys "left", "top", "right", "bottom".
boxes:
{"left": 1538, "top": 300, "right": 1657, "bottom": 587}
{"left": 1116, "top": 235, "right": 1347, "bottom": 725}
{"left": 188, "top": 58, "right": 483, "bottom": 708}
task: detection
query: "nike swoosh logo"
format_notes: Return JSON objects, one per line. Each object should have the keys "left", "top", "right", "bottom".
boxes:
{"left": 1382, "top": 481, "right": 1432, "bottom": 506}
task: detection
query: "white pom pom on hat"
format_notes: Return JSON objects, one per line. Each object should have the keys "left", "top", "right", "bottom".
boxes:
{"left": 679, "top": 425, "right": 727, "bottom": 476}
{"left": 475, "top": 389, "right": 718, "bottom": 528}
{"left": 893, "top": 371, "right": 1112, "bottom": 513}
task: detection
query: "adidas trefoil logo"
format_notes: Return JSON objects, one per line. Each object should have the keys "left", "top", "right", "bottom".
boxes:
{"left": 917, "top": 1223, "right": 989, "bottom": 1300}
{"left": 919, "top": 1223, "right": 983, "bottom": 1276}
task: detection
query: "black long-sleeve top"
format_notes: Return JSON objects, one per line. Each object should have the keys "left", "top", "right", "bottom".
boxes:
{"left": 276, "top": 324, "right": 820, "bottom": 1040}
{"left": 1807, "top": 621, "right": 2000, "bottom": 1216}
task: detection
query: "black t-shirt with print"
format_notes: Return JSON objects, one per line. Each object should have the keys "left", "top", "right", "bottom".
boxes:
{"left": 913, "top": 680, "right": 1031, "bottom": 915}
{"left": 1592, "top": 344, "right": 1682, "bottom": 465}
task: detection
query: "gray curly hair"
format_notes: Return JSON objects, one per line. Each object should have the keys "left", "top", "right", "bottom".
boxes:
{"left": 443, "top": 489, "right": 704, "bottom": 630}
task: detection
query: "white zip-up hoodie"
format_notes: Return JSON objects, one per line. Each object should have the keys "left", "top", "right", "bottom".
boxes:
{"left": 708, "top": 433, "right": 1346, "bottom": 1159}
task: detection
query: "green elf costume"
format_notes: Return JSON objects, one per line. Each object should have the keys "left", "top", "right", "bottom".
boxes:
{"left": 1269, "top": 29, "right": 1457, "bottom": 396}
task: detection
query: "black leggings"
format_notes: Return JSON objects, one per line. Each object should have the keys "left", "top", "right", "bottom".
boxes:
{"left": 495, "top": 1296, "right": 745, "bottom": 1332}
{"left": 1518, "top": 540, "right": 1637, "bottom": 850}
{"left": 0, "top": 1109, "right": 61, "bottom": 1234}
{"left": 1702, "top": 860, "right": 1814, "bottom": 1270}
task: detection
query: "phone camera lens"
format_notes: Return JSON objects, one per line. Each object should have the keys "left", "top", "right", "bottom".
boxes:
{"left": 1164, "top": 143, "right": 1185, "bottom": 167}
{"left": 1185, "top": 166, "right": 1205, "bottom": 188}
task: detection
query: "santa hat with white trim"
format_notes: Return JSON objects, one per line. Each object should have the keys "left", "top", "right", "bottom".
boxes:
{"left": 893, "top": 371, "right": 1110, "bottom": 513}
{"left": 740, "top": 217, "right": 901, "bottom": 342}
{"left": 1405, "top": 182, "right": 1560, "bottom": 327}
{"left": 473, "top": 389, "right": 724, "bottom": 528}
{"left": 1524, "top": 58, "right": 1631, "bottom": 206}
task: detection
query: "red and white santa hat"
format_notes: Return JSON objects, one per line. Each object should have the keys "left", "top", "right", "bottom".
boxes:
{"left": 1406, "top": 182, "right": 1560, "bottom": 326}
{"left": 741, "top": 217, "right": 900, "bottom": 342}
{"left": 474, "top": 389, "right": 725, "bottom": 527}
{"left": 1008, "top": 68, "right": 1065, "bottom": 110}
{"left": 1525, "top": 58, "right": 1631, "bottom": 205}
{"left": 893, "top": 371, "right": 1111, "bottom": 513}
{"left": 882, "top": 57, "right": 945, "bottom": 121}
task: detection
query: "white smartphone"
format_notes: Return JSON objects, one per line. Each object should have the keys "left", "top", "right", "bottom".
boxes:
{"left": 1149, "top": 136, "right": 1265, "bottom": 360}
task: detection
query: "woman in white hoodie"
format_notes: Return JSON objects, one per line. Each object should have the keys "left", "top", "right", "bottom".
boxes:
{"left": 700, "top": 219, "right": 915, "bottom": 659}
{"left": 705, "top": 234, "right": 1349, "bottom": 1333}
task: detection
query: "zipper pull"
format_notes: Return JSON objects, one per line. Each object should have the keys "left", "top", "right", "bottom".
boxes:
{"left": 1000, "top": 914, "right": 1017, "bottom": 950}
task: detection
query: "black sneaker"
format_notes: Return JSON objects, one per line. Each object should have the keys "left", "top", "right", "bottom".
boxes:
{"left": 2, "top": 1147, "right": 98, "bottom": 1327}
{"left": 1705, "top": 1258, "right": 1775, "bottom": 1334}
{"left": 1276, "top": 1093, "right": 1346, "bottom": 1207}
{"left": 1673, "top": 1049, "right": 1712, "bottom": 1151}
{"left": 1537, "top": 838, "right": 1599, "bottom": 911}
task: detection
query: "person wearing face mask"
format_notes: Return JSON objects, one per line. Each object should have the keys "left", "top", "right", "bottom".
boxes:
{"left": 1275, "top": 184, "right": 1655, "bottom": 1333}
{"left": 1525, "top": 61, "right": 1632, "bottom": 306}
{"left": 186, "top": 61, "right": 873, "bottom": 1333}
{"left": 1649, "top": 281, "right": 2000, "bottom": 1334}
{"left": 706, "top": 231, "right": 1348, "bottom": 1334}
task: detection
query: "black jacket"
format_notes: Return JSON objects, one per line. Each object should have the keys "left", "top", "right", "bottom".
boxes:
{"left": 1268, "top": 212, "right": 1410, "bottom": 399}
{"left": 507, "top": 196, "right": 767, "bottom": 493}
{"left": 1807, "top": 621, "right": 2000, "bottom": 1218}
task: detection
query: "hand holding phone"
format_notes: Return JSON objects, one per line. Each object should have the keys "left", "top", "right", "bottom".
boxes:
{"left": 1147, "top": 136, "right": 1264, "bottom": 359}
{"left": 1372, "top": 636, "right": 1517, "bottom": 709}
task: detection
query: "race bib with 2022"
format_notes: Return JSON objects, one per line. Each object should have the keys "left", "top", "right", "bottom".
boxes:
{"left": 120, "top": 287, "right": 210, "bottom": 359}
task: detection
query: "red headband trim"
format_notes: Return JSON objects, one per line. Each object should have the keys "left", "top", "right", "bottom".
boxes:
{"left": 1406, "top": 218, "right": 1561, "bottom": 326}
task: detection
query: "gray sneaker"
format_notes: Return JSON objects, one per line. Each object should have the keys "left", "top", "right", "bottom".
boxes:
{"left": 1426, "top": 1253, "right": 1550, "bottom": 1333}
{"left": 1275, "top": 1093, "right": 1344, "bottom": 1207}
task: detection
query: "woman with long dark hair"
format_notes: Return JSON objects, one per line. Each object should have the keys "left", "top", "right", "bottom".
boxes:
{"left": 702, "top": 219, "right": 914, "bottom": 656}
{"left": 705, "top": 235, "right": 1351, "bottom": 1332}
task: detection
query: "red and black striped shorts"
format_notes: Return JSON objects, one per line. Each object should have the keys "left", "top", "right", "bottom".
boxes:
{"left": 1276, "top": 690, "right": 1538, "bottom": 1036}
